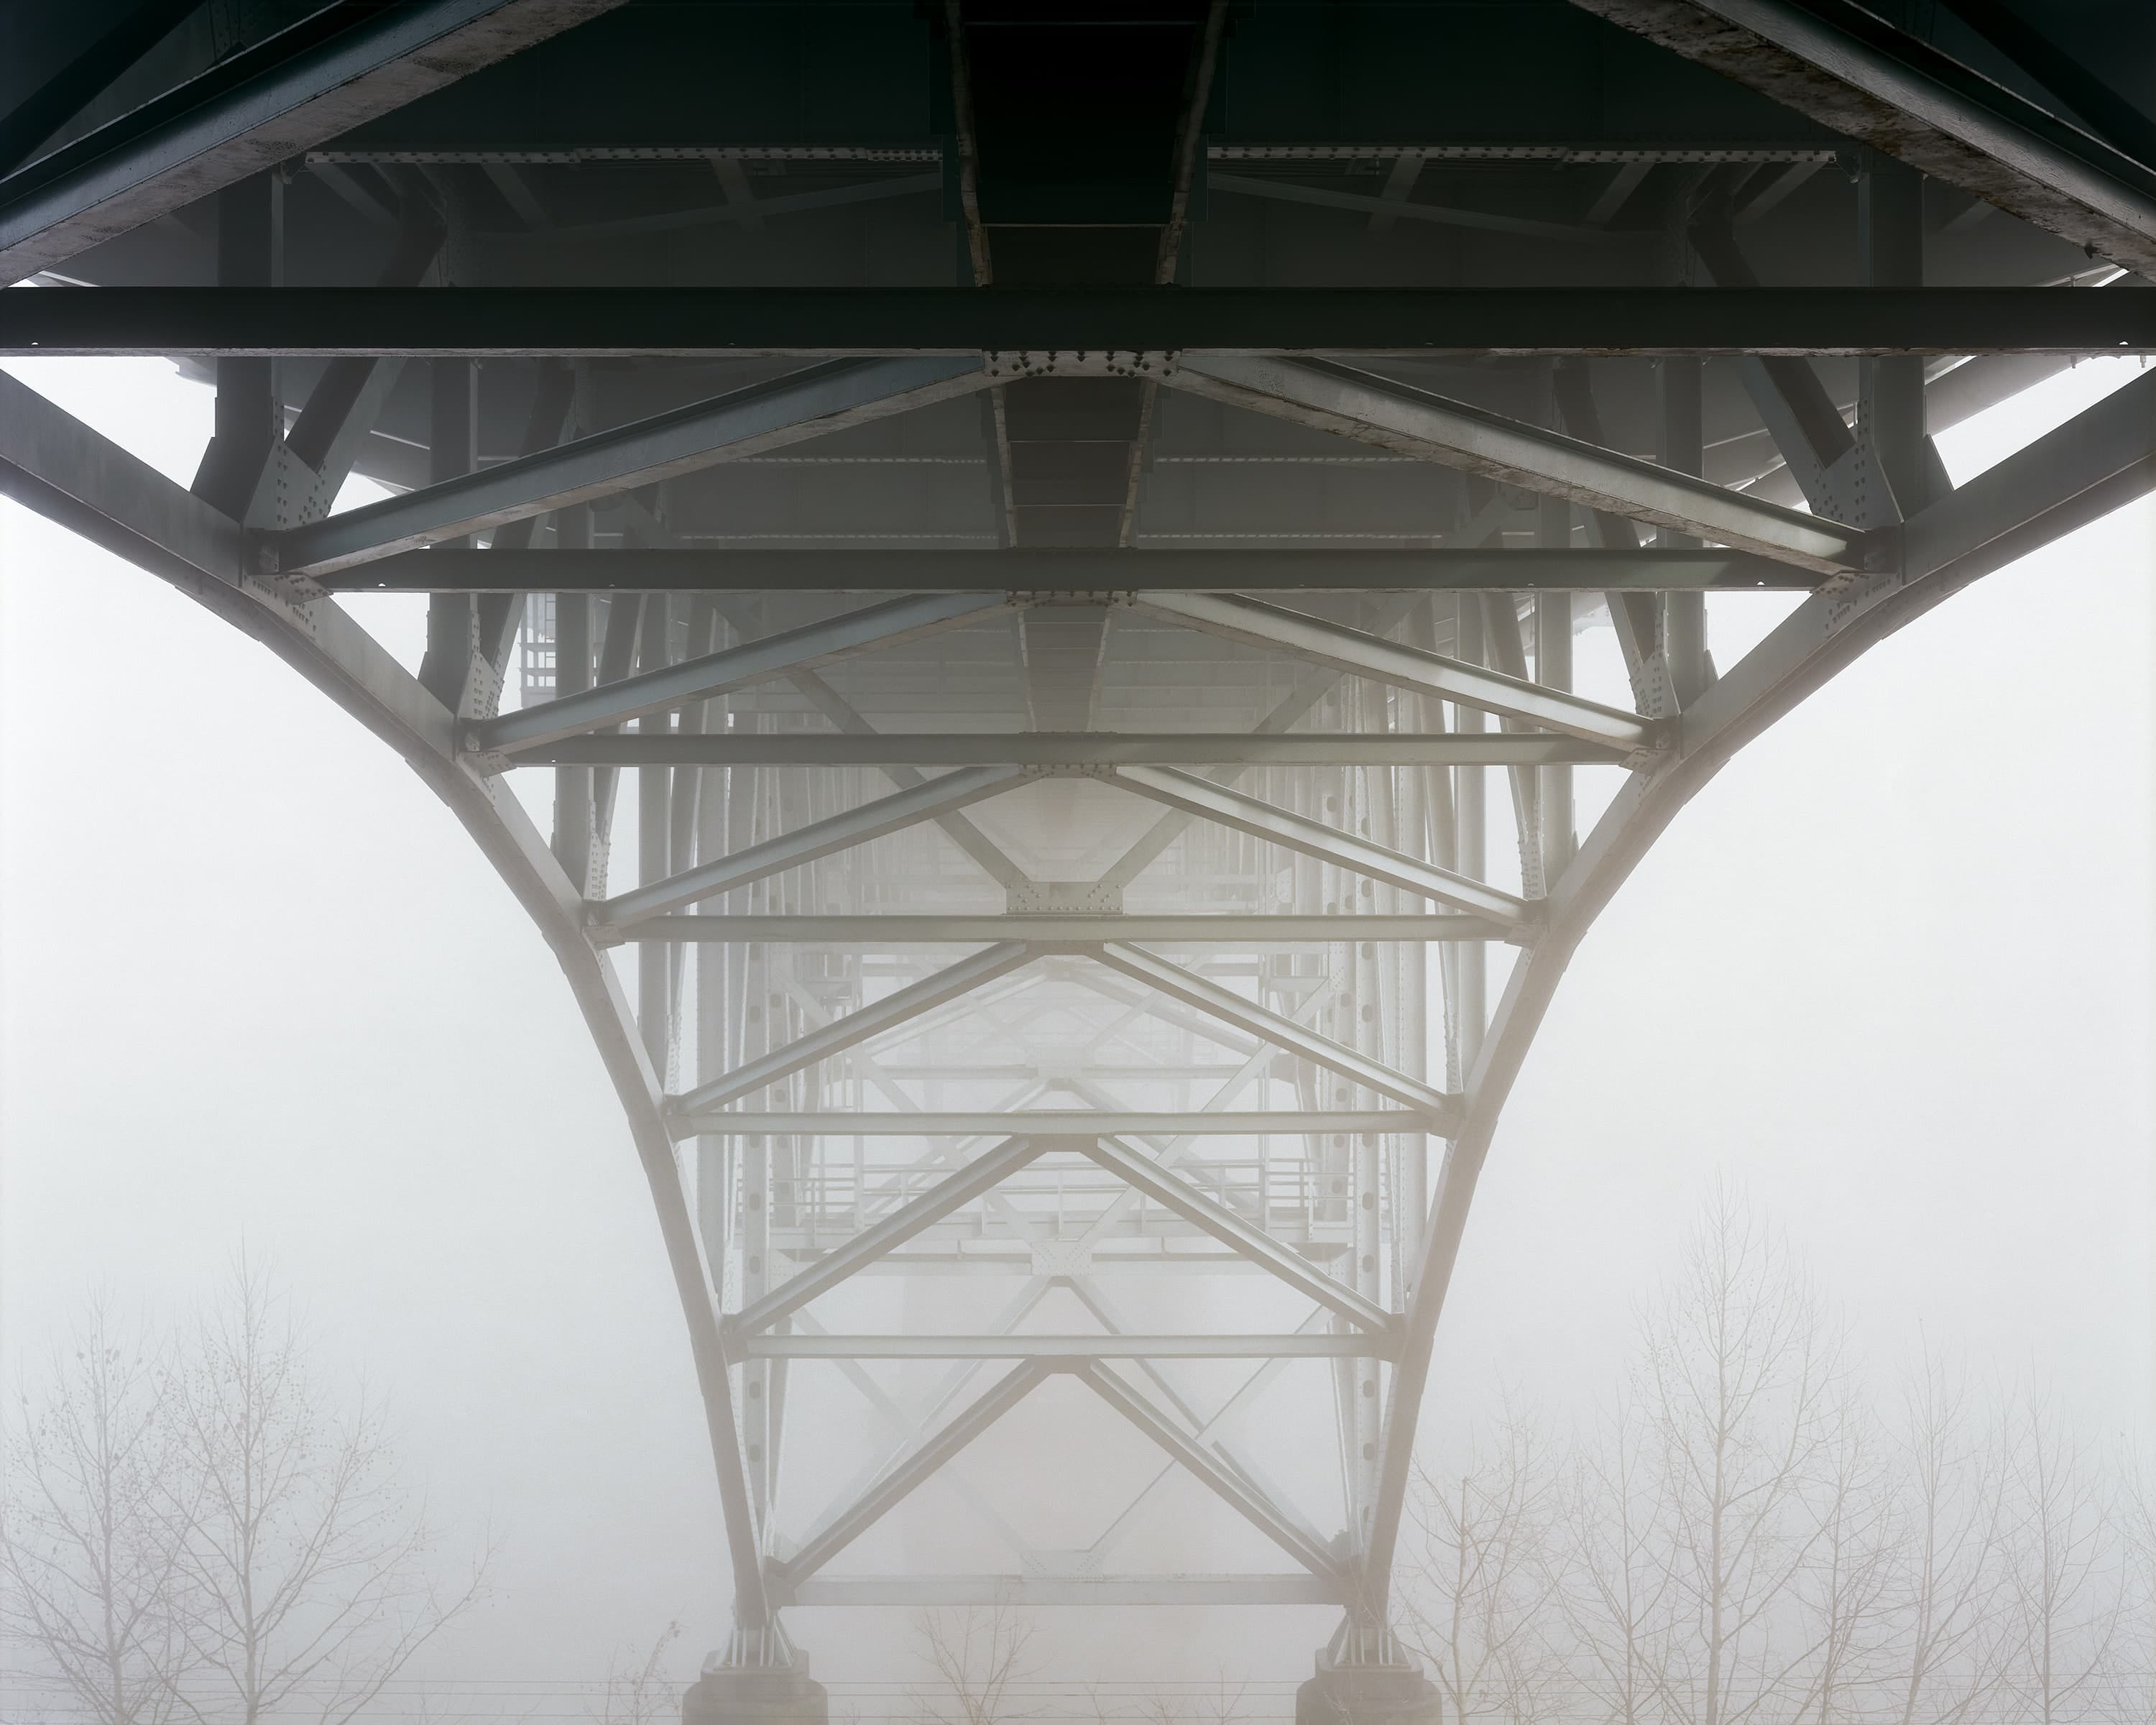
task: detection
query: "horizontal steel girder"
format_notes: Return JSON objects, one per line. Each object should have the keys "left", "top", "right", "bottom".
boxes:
{"left": 671, "top": 1110, "right": 1435, "bottom": 1138}
{"left": 476, "top": 592, "right": 1005, "bottom": 751}
{"left": 509, "top": 731, "right": 1633, "bottom": 769}
{"left": 740, "top": 1334, "right": 1399, "bottom": 1359}
{"left": 324, "top": 546, "right": 1812, "bottom": 594}
{"left": 1566, "top": 0, "right": 2156, "bottom": 278}
{"left": 0, "top": 1, "right": 632, "bottom": 283}
{"left": 319, "top": 546, "right": 1811, "bottom": 599}
{"left": 785, "top": 1574, "right": 1353, "bottom": 1608}
{"left": 602, "top": 913, "right": 1519, "bottom": 944}
{"left": 1110, "top": 765, "right": 1534, "bottom": 925}
{"left": 1137, "top": 591, "right": 1656, "bottom": 752}
{"left": 271, "top": 356, "right": 990, "bottom": 575}
{"left": 594, "top": 764, "right": 1031, "bottom": 923}
{"left": 7, "top": 287, "right": 2153, "bottom": 354}
{"left": 1168, "top": 356, "right": 1866, "bottom": 574}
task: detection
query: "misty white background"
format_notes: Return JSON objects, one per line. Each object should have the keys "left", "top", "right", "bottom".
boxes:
{"left": 2, "top": 356, "right": 2151, "bottom": 1695}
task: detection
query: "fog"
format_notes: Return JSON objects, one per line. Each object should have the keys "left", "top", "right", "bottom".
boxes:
{"left": 2, "top": 356, "right": 2151, "bottom": 1716}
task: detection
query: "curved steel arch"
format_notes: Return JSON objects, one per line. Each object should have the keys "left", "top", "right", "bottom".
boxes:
{"left": 9, "top": 360, "right": 2147, "bottom": 1654}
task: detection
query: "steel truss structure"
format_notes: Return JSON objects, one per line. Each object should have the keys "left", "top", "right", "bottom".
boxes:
{"left": 3, "top": 0, "right": 2152, "bottom": 1712}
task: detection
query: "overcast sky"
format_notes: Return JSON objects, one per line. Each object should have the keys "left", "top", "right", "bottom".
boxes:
{"left": 1, "top": 356, "right": 2150, "bottom": 1704}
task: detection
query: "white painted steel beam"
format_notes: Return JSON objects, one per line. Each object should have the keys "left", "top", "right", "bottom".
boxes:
{"left": 605, "top": 914, "right": 1515, "bottom": 944}
{"left": 742, "top": 1334, "right": 1396, "bottom": 1359}
{"left": 671, "top": 944, "right": 1038, "bottom": 1112}
{"left": 1075, "top": 1136, "right": 1396, "bottom": 1333}
{"left": 1092, "top": 942, "right": 1457, "bottom": 1121}
{"left": 503, "top": 730, "right": 1632, "bottom": 768}
{"left": 595, "top": 765, "right": 1030, "bottom": 924}
{"left": 272, "top": 356, "right": 991, "bottom": 575}
{"left": 1108, "top": 765, "right": 1532, "bottom": 925}
{"left": 786, "top": 1574, "right": 1350, "bottom": 1608}
{"left": 1134, "top": 590, "right": 1656, "bottom": 751}
{"left": 1166, "top": 355, "right": 1865, "bottom": 574}
{"left": 676, "top": 1110, "right": 1431, "bottom": 1139}
{"left": 477, "top": 593, "right": 1008, "bottom": 752}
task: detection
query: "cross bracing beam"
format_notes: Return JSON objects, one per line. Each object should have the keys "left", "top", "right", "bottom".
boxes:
{"left": 270, "top": 356, "right": 992, "bottom": 576}
{"left": 1092, "top": 942, "right": 1456, "bottom": 1119}
{"left": 593, "top": 764, "right": 1031, "bottom": 924}
{"left": 785, "top": 1575, "right": 1352, "bottom": 1608}
{"left": 328, "top": 546, "right": 1810, "bottom": 594}
{"left": 1135, "top": 591, "right": 1657, "bottom": 752}
{"left": 1166, "top": 356, "right": 1868, "bottom": 574}
{"left": 1108, "top": 765, "right": 1534, "bottom": 926}
{"left": 674, "top": 1110, "right": 1432, "bottom": 1138}
{"left": 727, "top": 1138, "right": 1049, "bottom": 1336}
{"left": 507, "top": 732, "right": 1634, "bottom": 769}
{"left": 1362, "top": 363, "right": 2156, "bottom": 1615}
{"left": 474, "top": 593, "right": 1005, "bottom": 753}
{"left": 671, "top": 943, "right": 1038, "bottom": 1113}
{"left": 9, "top": 286, "right": 2155, "bottom": 355}
{"left": 0, "top": 0, "right": 632, "bottom": 283}
{"left": 1072, "top": 1363, "right": 1341, "bottom": 1577}
{"left": 1074, "top": 1137, "right": 1396, "bottom": 1333}
{"left": 778, "top": 1361, "right": 1049, "bottom": 1586}
{"left": 602, "top": 914, "right": 1517, "bottom": 944}
{"left": 743, "top": 1335, "right": 1397, "bottom": 1359}
{"left": 1567, "top": 0, "right": 2156, "bottom": 277}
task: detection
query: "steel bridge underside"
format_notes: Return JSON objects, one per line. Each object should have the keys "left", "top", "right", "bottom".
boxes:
{"left": 3, "top": 0, "right": 2154, "bottom": 1684}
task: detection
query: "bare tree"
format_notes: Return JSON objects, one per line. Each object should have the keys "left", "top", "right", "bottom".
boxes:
{"left": 1995, "top": 1382, "right": 2120, "bottom": 1725}
{"left": 1553, "top": 1392, "right": 1673, "bottom": 1725}
{"left": 2117, "top": 1448, "right": 2155, "bottom": 1724}
{"left": 912, "top": 1604, "right": 1036, "bottom": 1725}
{"left": 1, "top": 1300, "right": 195, "bottom": 1725}
{"left": 1787, "top": 1396, "right": 1897, "bottom": 1725}
{"left": 1876, "top": 1351, "right": 2010, "bottom": 1725}
{"left": 165, "top": 1257, "right": 487, "bottom": 1725}
{"left": 597, "top": 1621, "right": 681, "bottom": 1725}
{"left": 1641, "top": 1183, "right": 1845, "bottom": 1725}
{"left": 1398, "top": 1407, "right": 1556, "bottom": 1725}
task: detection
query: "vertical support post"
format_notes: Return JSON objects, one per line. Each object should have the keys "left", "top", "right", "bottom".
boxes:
{"left": 1860, "top": 150, "right": 1937, "bottom": 518}
{"left": 417, "top": 361, "right": 477, "bottom": 709}
{"left": 552, "top": 507, "right": 594, "bottom": 891}
{"left": 1657, "top": 357, "right": 1710, "bottom": 707}
{"left": 637, "top": 599, "right": 675, "bottom": 1077}
{"left": 1452, "top": 599, "right": 1487, "bottom": 1077}
{"left": 191, "top": 173, "right": 281, "bottom": 518}
{"left": 1535, "top": 499, "right": 1575, "bottom": 884}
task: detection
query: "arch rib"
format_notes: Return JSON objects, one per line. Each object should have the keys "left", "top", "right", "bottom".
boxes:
{"left": 1362, "top": 364, "right": 2156, "bottom": 1607}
